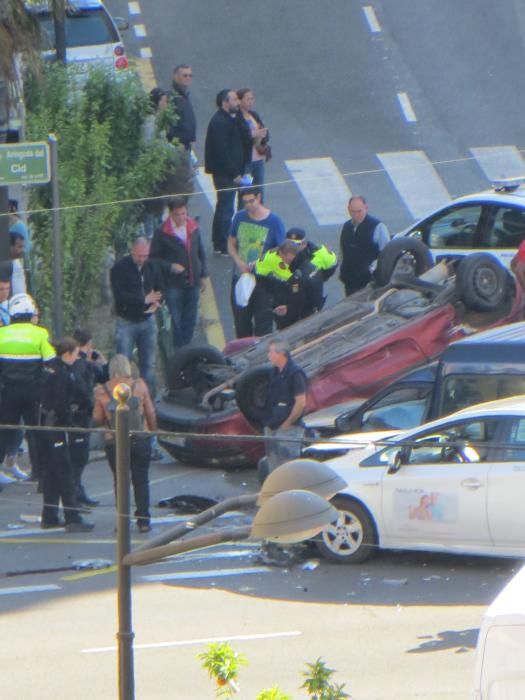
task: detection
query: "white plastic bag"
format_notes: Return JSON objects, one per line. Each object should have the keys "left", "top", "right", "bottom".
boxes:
{"left": 235, "top": 272, "right": 256, "bottom": 307}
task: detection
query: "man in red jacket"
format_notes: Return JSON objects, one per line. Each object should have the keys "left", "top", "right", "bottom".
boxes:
{"left": 150, "top": 197, "right": 208, "bottom": 346}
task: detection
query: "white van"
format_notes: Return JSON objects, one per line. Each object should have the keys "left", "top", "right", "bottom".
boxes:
{"left": 473, "top": 564, "right": 525, "bottom": 699}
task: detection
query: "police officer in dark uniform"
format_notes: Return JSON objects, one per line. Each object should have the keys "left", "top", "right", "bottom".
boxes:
{"left": 70, "top": 328, "right": 109, "bottom": 507}
{"left": 40, "top": 337, "right": 94, "bottom": 531}
{"left": 255, "top": 240, "right": 324, "bottom": 329}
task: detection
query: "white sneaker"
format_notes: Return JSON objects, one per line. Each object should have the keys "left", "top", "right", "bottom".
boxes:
{"left": 0, "top": 470, "right": 16, "bottom": 485}
{"left": 4, "top": 463, "right": 30, "bottom": 481}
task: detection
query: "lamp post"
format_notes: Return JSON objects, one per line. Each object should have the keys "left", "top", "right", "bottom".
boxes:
{"left": 114, "top": 388, "right": 344, "bottom": 700}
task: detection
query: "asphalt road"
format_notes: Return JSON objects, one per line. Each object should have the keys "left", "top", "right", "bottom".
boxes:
{"left": 0, "top": 450, "right": 521, "bottom": 699}
{"left": 107, "top": 0, "right": 525, "bottom": 342}
{"left": 4, "top": 4, "right": 522, "bottom": 698}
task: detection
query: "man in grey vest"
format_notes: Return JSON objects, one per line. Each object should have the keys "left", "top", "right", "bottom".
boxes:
{"left": 339, "top": 195, "right": 390, "bottom": 296}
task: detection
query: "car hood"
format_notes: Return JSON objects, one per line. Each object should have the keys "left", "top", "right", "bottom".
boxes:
{"left": 303, "top": 398, "right": 367, "bottom": 430}
{"left": 305, "top": 429, "right": 399, "bottom": 455}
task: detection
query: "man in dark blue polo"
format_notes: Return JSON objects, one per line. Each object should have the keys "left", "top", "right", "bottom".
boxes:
{"left": 261, "top": 339, "right": 307, "bottom": 475}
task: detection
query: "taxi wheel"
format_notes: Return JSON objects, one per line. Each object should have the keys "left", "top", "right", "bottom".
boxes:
{"left": 316, "top": 496, "right": 377, "bottom": 564}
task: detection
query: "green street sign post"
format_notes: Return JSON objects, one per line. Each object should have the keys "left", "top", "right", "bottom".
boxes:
{"left": 0, "top": 141, "right": 51, "bottom": 185}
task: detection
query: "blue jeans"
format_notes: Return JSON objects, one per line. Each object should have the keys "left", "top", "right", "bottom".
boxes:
{"left": 115, "top": 315, "right": 157, "bottom": 397}
{"left": 165, "top": 285, "right": 200, "bottom": 347}
{"left": 212, "top": 173, "right": 236, "bottom": 253}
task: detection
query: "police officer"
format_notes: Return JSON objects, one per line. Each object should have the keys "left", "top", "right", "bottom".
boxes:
{"left": 285, "top": 227, "right": 338, "bottom": 281}
{"left": 40, "top": 337, "right": 94, "bottom": 531}
{"left": 255, "top": 240, "right": 324, "bottom": 329}
{"left": 0, "top": 294, "right": 55, "bottom": 478}
{"left": 70, "top": 328, "right": 109, "bottom": 507}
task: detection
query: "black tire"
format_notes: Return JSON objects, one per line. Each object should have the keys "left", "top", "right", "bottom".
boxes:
{"left": 167, "top": 344, "right": 227, "bottom": 391}
{"left": 316, "top": 495, "right": 377, "bottom": 564}
{"left": 456, "top": 253, "right": 509, "bottom": 312}
{"left": 235, "top": 364, "right": 273, "bottom": 429}
{"left": 375, "top": 238, "right": 434, "bottom": 288}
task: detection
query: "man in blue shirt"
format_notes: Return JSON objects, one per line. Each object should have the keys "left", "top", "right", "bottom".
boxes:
{"left": 227, "top": 188, "right": 285, "bottom": 337}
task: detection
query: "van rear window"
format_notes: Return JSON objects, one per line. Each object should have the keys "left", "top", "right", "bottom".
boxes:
{"left": 440, "top": 374, "right": 525, "bottom": 416}
{"left": 37, "top": 9, "right": 118, "bottom": 49}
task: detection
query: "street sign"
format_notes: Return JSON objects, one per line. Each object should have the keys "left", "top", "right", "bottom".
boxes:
{"left": 0, "top": 141, "right": 51, "bottom": 186}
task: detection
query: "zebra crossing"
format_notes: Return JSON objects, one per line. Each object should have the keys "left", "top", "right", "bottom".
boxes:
{"left": 196, "top": 145, "right": 525, "bottom": 228}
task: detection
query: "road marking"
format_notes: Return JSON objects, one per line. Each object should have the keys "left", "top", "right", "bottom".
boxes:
{"left": 139, "top": 47, "right": 152, "bottom": 59}
{"left": 200, "top": 280, "right": 226, "bottom": 350}
{"left": 470, "top": 145, "right": 525, "bottom": 181}
{"left": 0, "top": 584, "right": 61, "bottom": 596}
{"left": 377, "top": 150, "right": 451, "bottom": 219}
{"left": 177, "top": 549, "right": 255, "bottom": 561}
{"left": 285, "top": 157, "right": 351, "bottom": 225}
{"left": 134, "top": 57, "right": 156, "bottom": 92}
{"left": 141, "top": 566, "right": 272, "bottom": 582}
{"left": 195, "top": 166, "right": 217, "bottom": 209}
{"left": 83, "top": 630, "right": 301, "bottom": 654}
{"left": 397, "top": 92, "right": 417, "bottom": 123}
{"left": 363, "top": 5, "right": 381, "bottom": 32}
{"left": 128, "top": 1, "right": 141, "bottom": 14}
{"left": 133, "top": 23, "right": 147, "bottom": 38}
{"left": 62, "top": 565, "right": 117, "bottom": 582}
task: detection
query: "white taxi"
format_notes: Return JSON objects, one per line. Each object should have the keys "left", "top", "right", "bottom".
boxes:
{"left": 398, "top": 178, "right": 525, "bottom": 269}
{"left": 317, "top": 395, "right": 525, "bottom": 563}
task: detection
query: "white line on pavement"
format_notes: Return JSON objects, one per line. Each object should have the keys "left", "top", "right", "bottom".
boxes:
{"left": 285, "top": 157, "right": 351, "bottom": 226}
{"left": 470, "top": 145, "right": 525, "bottom": 181}
{"left": 195, "top": 166, "right": 217, "bottom": 209}
{"left": 377, "top": 150, "right": 451, "bottom": 219}
{"left": 0, "top": 584, "right": 61, "bottom": 596}
{"left": 141, "top": 566, "right": 272, "bottom": 582}
{"left": 397, "top": 92, "right": 417, "bottom": 123}
{"left": 0, "top": 526, "right": 52, "bottom": 538}
{"left": 128, "top": 1, "right": 141, "bottom": 15}
{"left": 139, "top": 47, "right": 152, "bottom": 58}
{"left": 82, "top": 630, "right": 301, "bottom": 653}
{"left": 363, "top": 5, "right": 381, "bottom": 32}
{"left": 133, "top": 24, "right": 147, "bottom": 38}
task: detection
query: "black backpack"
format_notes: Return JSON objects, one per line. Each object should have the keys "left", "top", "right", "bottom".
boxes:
{"left": 103, "top": 381, "right": 144, "bottom": 441}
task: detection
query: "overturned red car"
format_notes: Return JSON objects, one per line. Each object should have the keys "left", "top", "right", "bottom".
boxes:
{"left": 156, "top": 240, "right": 523, "bottom": 468}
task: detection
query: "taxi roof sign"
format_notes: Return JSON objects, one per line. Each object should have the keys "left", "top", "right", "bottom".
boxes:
{"left": 0, "top": 141, "right": 51, "bottom": 186}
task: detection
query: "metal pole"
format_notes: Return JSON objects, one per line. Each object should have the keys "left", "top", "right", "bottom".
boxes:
{"left": 115, "top": 383, "right": 134, "bottom": 700}
{"left": 49, "top": 134, "right": 63, "bottom": 338}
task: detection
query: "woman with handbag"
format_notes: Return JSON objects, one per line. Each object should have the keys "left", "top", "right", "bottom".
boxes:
{"left": 237, "top": 88, "right": 271, "bottom": 199}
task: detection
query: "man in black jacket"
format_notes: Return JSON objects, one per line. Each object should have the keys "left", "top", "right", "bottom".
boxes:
{"left": 339, "top": 195, "right": 390, "bottom": 295}
{"left": 150, "top": 197, "right": 208, "bottom": 347}
{"left": 167, "top": 64, "right": 196, "bottom": 151}
{"left": 110, "top": 237, "right": 164, "bottom": 397}
{"left": 204, "top": 89, "right": 248, "bottom": 254}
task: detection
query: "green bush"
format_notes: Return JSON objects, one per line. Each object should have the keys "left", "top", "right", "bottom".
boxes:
{"left": 25, "top": 63, "right": 187, "bottom": 329}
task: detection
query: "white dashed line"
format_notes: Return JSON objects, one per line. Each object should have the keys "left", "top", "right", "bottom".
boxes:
{"left": 128, "top": 1, "right": 141, "bottom": 15}
{"left": 83, "top": 631, "right": 301, "bottom": 654}
{"left": 133, "top": 23, "right": 147, "bottom": 38}
{"left": 397, "top": 92, "right": 417, "bottom": 123}
{"left": 363, "top": 5, "right": 381, "bottom": 33}
{"left": 0, "top": 584, "right": 61, "bottom": 596}
{"left": 141, "top": 566, "right": 272, "bottom": 582}
{"left": 139, "top": 47, "right": 152, "bottom": 58}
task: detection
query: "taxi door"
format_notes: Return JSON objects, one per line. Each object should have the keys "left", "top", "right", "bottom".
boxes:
{"left": 380, "top": 418, "right": 498, "bottom": 550}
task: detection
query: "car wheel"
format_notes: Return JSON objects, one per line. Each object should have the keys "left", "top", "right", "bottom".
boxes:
{"left": 375, "top": 238, "right": 434, "bottom": 287}
{"left": 235, "top": 364, "right": 273, "bottom": 429}
{"left": 316, "top": 496, "right": 377, "bottom": 564}
{"left": 167, "top": 344, "right": 227, "bottom": 391}
{"left": 456, "top": 253, "right": 509, "bottom": 312}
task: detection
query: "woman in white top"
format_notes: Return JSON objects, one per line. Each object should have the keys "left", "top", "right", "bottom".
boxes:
{"left": 237, "top": 88, "right": 270, "bottom": 199}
